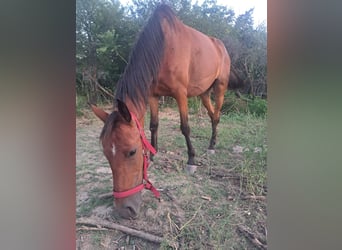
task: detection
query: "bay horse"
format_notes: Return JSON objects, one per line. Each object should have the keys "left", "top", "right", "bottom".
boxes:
{"left": 91, "top": 4, "right": 232, "bottom": 219}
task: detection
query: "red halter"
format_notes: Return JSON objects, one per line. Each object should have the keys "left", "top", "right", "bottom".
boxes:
{"left": 113, "top": 112, "right": 160, "bottom": 200}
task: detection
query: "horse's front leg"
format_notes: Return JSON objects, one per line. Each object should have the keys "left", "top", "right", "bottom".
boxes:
{"left": 175, "top": 94, "right": 196, "bottom": 168}
{"left": 149, "top": 96, "right": 159, "bottom": 160}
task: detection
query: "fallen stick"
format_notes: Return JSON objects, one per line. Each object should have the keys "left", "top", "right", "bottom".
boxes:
{"left": 77, "top": 226, "right": 108, "bottom": 231}
{"left": 241, "top": 195, "right": 266, "bottom": 201}
{"left": 76, "top": 217, "right": 163, "bottom": 243}
{"left": 201, "top": 195, "right": 211, "bottom": 201}
{"left": 98, "top": 192, "right": 113, "bottom": 199}
{"left": 237, "top": 225, "right": 267, "bottom": 250}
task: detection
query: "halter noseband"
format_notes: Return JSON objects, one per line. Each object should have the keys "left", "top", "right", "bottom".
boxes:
{"left": 113, "top": 112, "right": 160, "bottom": 200}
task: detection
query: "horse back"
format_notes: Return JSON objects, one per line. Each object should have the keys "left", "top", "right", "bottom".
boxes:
{"left": 154, "top": 17, "right": 230, "bottom": 97}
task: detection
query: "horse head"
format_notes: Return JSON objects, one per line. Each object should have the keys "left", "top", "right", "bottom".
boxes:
{"left": 91, "top": 100, "right": 145, "bottom": 219}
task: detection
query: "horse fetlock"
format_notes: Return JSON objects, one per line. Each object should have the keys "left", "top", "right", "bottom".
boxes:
{"left": 149, "top": 122, "right": 159, "bottom": 131}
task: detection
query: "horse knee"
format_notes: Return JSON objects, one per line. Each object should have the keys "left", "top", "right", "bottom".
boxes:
{"left": 180, "top": 124, "right": 190, "bottom": 136}
{"left": 150, "top": 121, "right": 159, "bottom": 132}
{"left": 150, "top": 121, "right": 159, "bottom": 151}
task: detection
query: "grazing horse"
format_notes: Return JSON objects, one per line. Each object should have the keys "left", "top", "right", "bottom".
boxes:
{"left": 91, "top": 4, "right": 231, "bottom": 219}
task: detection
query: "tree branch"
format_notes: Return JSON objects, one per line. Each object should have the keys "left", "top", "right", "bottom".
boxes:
{"left": 241, "top": 194, "right": 266, "bottom": 201}
{"left": 98, "top": 192, "right": 113, "bottom": 199}
{"left": 76, "top": 217, "right": 164, "bottom": 243}
{"left": 88, "top": 74, "right": 114, "bottom": 99}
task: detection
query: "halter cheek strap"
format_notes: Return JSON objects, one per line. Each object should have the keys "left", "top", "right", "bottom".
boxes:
{"left": 113, "top": 112, "right": 160, "bottom": 200}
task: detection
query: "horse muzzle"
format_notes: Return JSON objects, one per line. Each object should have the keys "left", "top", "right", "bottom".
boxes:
{"left": 115, "top": 192, "right": 142, "bottom": 219}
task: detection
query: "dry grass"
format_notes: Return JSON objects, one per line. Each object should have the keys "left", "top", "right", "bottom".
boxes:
{"left": 76, "top": 105, "right": 267, "bottom": 249}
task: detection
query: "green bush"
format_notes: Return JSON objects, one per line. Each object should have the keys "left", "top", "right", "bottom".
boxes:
{"left": 221, "top": 91, "right": 248, "bottom": 114}
{"left": 247, "top": 97, "right": 267, "bottom": 117}
{"left": 76, "top": 95, "right": 88, "bottom": 117}
{"left": 159, "top": 91, "right": 267, "bottom": 117}
{"left": 188, "top": 97, "right": 202, "bottom": 114}
{"left": 221, "top": 92, "right": 267, "bottom": 117}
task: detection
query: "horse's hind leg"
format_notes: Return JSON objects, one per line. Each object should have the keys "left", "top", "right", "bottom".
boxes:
{"left": 149, "top": 95, "right": 159, "bottom": 160}
{"left": 201, "top": 79, "right": 227, "bottom": 152}
{"left": 211, "top": 79, "right": 228, "bottom": 149}
{"left": 200, "top": 89, "right": 216, "bottom": 153}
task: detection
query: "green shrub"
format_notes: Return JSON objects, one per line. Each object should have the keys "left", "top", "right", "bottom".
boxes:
{"left": 188, "top": 97, "right": 202, "bottom": 114}
{"left": 221, "top": 91, "right": 248, "bottom": 114}
{"left": 247, "top": 97, "right": 267, "bottom": 117}
{"left": 159, "top": 91, "right": 267, "bottom": 117}
{"left": 221, "top": 92, "right": 267, "bottom": 117}
{"left": 76, "top": 95, "right": 87, "bottom": 117}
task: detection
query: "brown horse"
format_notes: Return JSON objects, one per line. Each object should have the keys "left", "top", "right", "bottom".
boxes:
{"left": 91, "top": 4, "right": 231, "bottom": 219}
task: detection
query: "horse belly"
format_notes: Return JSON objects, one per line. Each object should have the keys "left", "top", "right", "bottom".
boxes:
{"left": 187, "top": 75, "right": 216, "bottom": 97}
{"left": 188, "top": 43, "right": 220, "bottom": 96}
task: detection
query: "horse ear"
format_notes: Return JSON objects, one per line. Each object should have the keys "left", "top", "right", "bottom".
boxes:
{"left": 89, "top": 103, "right": 109, "bottom": 123}
{"left": 117, "top": 99, "right": 131, "bottom": 123}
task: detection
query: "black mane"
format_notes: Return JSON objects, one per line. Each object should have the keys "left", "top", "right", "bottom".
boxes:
{"left": 115, "top": 4, "right": 176, "bottom": 110}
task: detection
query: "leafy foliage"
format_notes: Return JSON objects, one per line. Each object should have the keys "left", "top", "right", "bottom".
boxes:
{"left": 76, "top": 94, "right": 88, "bottom": 117}
{"left": 221, "top": 92, "right": 248, "bottom": 114}
{"left": 76, "top": 0, "right": 267, "bottom": 103}
{"left": 76, "top": 0, "right": 130, "bottom": 102}
{"left": 221, "top": 92, "right": 267, "bottom": 117}
{"left": 247, "top": 97, "right": 267, "bottom": 117}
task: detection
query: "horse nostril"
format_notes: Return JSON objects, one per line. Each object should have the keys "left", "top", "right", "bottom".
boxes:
{"left": 116, "top": 193, "right": 142, "bottom": 219}
{"left": 126, "top": 206, "right": 137, "bottom": 218}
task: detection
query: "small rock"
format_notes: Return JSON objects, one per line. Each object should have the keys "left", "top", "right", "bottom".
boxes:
{"left": 207, "top": 149, "right": 215, "bottom": 155}
{"left": 185, "top": 165, "right": 197, "bottom": 175}
{"left": 77, "top": 192, "right": 89, "bottom": 204}
{"left": 145, "top": 207, "right": 155, "bottom": 217}
{"left": 254, "top": 147, "right": 262, "bottom": 153}
{"left": 233, "top": 145, "right": 244, "bottom": 154}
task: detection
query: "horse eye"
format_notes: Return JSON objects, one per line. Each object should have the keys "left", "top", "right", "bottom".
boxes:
{"left": 128, "top": 149, "right": 137, "bottom": 157}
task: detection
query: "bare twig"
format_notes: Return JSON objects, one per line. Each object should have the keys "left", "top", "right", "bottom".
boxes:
{"left": 98, "top": 192, "right": 113, "bottom": 200}
{"left": 116, "top": 51, "right": 128, "bottom": 64}
{"left": 201, "top": 196, "right": 211, "bottom": 201}
{"left": 179, "top": 203, "right": 202, "bottom": 231}
{"left": 88, "top": 74, "right": 114, "bottom": 99}
{"left": 77, "top": 226, "right": 108, "bottom": 231}
{"left": 166, "top": 205, "right": 203, "bottom": 249}
{"left": 77, "top": 217, "right": 163, "bottom": 243}
{"left": 167, "top": 212, "right": 180, "bottom": 232}
{"left": 241, "top": 195, "right": 266, "bottom": 201}
{"left": 237, "top": 225, "right": 267, "bottom": 250}
{"left": 95, "top": 81, "right": 114, "bottom": 98}
{"left": 167, "top": 212, "right": 173, "bottom": 233}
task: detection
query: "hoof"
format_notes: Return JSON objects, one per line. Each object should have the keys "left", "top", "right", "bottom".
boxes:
{"left": 185, "top": 165, "right": 198, "bottom": 175}
{"left": 207, "top": 149, "right": 215, "bottom": 155}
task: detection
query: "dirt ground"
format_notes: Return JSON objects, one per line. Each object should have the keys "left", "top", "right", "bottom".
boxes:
{"left": 76, "top": 106, "right": 267, "bottom": 249}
